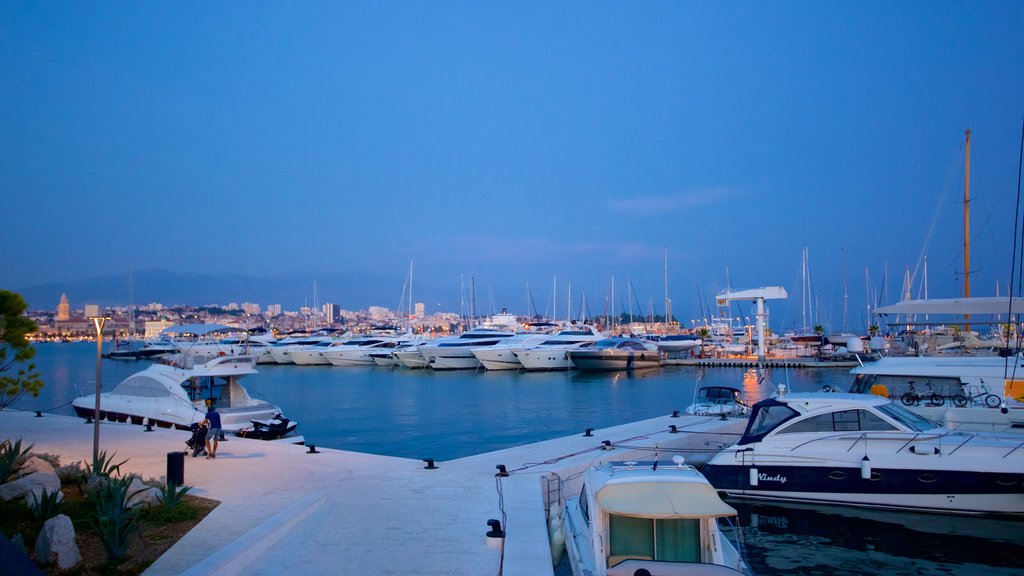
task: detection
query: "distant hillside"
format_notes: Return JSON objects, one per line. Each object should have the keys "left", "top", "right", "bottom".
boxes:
{"left": 16, "top": 269, "right": 455, "bottom": 312}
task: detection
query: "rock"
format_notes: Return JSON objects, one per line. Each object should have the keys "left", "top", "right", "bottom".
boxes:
{"left": 35, "top": 514, "right": 81, "bottom": 571}
{"left": 0, "top": 471, "right": 60, "bottom": 502}
{"left": 18, "top": 456, "right": 56, "bottom": 477}
{"left": 126, "top": 476, "right": 161, "bottom": 508}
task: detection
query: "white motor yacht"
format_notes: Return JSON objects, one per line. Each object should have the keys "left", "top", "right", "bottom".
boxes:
{"left": 393, "top": 341, "right": 431, "bottom": 369}
{"left": 268, "top": 335, "right": 332, "bottom": 364}
{"left": 562, "top": 458, "right": 748, "bottom": 576}
{"left": 417, "top": 327, "right": 518, "bottom": 370}
{"left": 513, "top": 325, "right": 606, "bottom": 371}
{"left": 471, "top": 333, "right": 551, "bottom": 371}
{"left": 847, "top": 354, "right": 1024, "bottom": 432}
{"left": 71, "top": 355, "right": 300, "bottom": 441}
{"left": 289, "top": 339, "right": 350, "bottom": 366}
{"left": 323, "top": 336, "right": 409, "bottom": 366}
{"left": 701, "top": 392, "right": 1024, "bottom": 514}
{"left": 567, "top": 337, "right": 660, "bottom": 371}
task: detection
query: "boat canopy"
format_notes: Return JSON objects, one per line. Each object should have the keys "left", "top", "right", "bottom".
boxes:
{"left": 874, "top": 297, "right": 1024, "bottom": 316}
{"left": 596, "top": 481, "right": 737, "bottom": 519}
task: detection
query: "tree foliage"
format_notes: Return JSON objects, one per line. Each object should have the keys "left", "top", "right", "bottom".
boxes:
{"left": 0, "top": 290, "right": 43, "bottom": 410}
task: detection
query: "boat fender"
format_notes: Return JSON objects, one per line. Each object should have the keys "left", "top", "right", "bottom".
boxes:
{"left": 548, "top": 506, "right": 565, "bottom": 565}
{"left": 749, "top": 467, "right": 759, "bottom": 486}
{"left": 860, "top": 456, "right": 871, "bottom": 480}
{"left": 909, "top": 445, "right": 939, "bottom": 455}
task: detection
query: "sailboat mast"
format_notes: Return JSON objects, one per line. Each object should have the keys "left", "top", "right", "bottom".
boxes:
{"left": 964, "top": 128, "right": 972, "bottom": 331}
{"left": 664, "top": 246, "right": 670, "bottom": 329}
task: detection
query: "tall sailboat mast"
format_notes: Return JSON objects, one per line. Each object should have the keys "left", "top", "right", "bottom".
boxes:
{"left": 964, "top": 128, "right": 972, "bottom": 331}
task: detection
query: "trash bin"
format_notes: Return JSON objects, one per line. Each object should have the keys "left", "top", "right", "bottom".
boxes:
{"left": 167, "top": 451, "right": 186, "bottom": 485}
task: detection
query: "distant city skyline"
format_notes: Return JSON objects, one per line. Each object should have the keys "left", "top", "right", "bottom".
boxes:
{"left": 4, "top": 3, "right": 1022, "bottom": 333}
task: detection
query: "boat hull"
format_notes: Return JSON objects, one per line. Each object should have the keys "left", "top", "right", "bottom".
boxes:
{"left": 568, "top": 350, "right": 660, "bottom": 371}
{"left": 702, "top": 463, "right": 1024, "bottom": 515}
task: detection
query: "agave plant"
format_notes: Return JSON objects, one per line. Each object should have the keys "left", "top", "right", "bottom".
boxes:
{"left": 156, "top": 480, "right": 192, "bottom": 509}
{"left": 0, "top": 438, "right": 32, "bottom": 483}
{"left": 84, "top": 450, "right": 128, "bottom": 479}
{"left": 87, "top": 474, "right": 145, "bottom": 559}
{"left": 29, "top": 487, "right": 64, "bottom": 520}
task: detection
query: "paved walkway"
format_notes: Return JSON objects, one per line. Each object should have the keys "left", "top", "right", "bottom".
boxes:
{"left": 0, "top": 409, "right": 744, "bottom": 575}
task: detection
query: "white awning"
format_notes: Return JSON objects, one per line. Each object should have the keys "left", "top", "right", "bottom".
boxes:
{"left": 874, "top": 297, "right": 1024, "bottom": 316}
{"left": 596, "top": 481, "right": 737, "bottom": 519}
{"left": 160, "top": 323, "right": 234, "bottom": 336}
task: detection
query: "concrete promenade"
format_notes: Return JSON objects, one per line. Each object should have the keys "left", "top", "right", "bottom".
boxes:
{"left": 0, "top": 409, "right": 745, "bottom": 575}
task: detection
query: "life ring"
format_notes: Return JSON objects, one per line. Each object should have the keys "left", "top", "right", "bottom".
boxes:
{"left": 822, "top": 385, "right": 834, "bottom": 393}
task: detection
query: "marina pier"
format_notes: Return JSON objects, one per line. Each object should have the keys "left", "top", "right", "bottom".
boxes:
{"left": 0, "top": 409, "right": 745, "bottom": 575}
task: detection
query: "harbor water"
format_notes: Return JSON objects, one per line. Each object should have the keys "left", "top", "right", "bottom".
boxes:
{"left": 18, "top": 343, "right": 1024, "bottom": 575}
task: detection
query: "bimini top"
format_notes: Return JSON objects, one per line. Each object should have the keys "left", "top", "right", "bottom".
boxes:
{"left": 591, "top": 463, "right": 737, "bottom": 519}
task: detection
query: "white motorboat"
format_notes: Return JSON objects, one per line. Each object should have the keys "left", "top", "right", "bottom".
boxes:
{"left": 701, "top": 392, "right": 1024, "bottom": 514}
{"left": 417, "top": 327, "right": 518, "bottom": 370}
{"left": 513, "top": 326, "right": 606, "bottom": 371}
{"left": 847, "top": 354, "right": 1024, "bottom": 432}
{"left": 323, "top": 336, "right": 410, "bottom": 366}
{"left": 289, "top": 339, "right": 350, "bottom": 366}
{"left": 70, "top": 355, "right": 299, "bottom": 440}
{"left": 567, "top": 337, "right": 660, "bottom": 371}
{"left": 394, "top": 343, "right": 430, "bottom": 369}
{"left": 650, "top": 334, "right": 703, "bottom": 354}
{"left": 471, "top": 332, "right": 555, "bottom": 371}
{"left": 685, "top": 386, "right": 749, "bottom": 417}
{"left": 268, "top": 335, "right": 333, "bottom": 364}
{"left": 105, "top": 338, "right": 177, "bottom": 361}
{"left": 561, "top": 458, "right": 748, "bottom": 576}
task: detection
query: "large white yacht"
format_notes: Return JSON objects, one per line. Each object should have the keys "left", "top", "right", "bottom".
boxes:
{"left": 417, "top": 327, "right": 518, "bottom": 370}
{"left": 268, "top": 335, "right": 334, "bottom": 364}
{"left": 512, "top": 325, "right": 606, "bottom": 371}
{"left": 323, "top": 335, "right": 410, "bottom": 366}
{"left": 567, "top": 337, "right": 660, "bottom": 371}
{"left": 562, "top": 458, "right": 747, "bottom": 576}
{"left": 847, "top": 354, "right": 1024, "bottom": 432}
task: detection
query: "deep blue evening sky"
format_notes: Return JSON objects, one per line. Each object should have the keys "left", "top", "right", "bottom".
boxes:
{"left": 3, "top": 2, "right": 1023, "bottom": 330}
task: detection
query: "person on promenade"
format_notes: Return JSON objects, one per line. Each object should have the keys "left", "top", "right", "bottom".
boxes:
{"left": 205, "top": 402, "right": 222, "bottom": 458}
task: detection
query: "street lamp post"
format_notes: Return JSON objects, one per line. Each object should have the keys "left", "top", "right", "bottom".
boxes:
{"left": 90, "top": 316, "right": 110, "bottom": 469}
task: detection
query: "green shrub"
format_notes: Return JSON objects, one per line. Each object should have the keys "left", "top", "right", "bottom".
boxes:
{"left": 87, "top": 474, "right": 144, "bottom": 560}
{"left": 56, "top": 461, "right": 85, "bottom": 484}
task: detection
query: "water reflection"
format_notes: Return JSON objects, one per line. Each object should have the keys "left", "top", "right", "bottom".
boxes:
{"left": 733, "top": 500, "right": 1024, "bottom": 576}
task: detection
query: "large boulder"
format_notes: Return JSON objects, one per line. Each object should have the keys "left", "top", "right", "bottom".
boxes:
{"left": 126, "top": 476, "right": 162, "bottom": 508}
{"left": 17, "top": 456, "right": 55, "bottom": 478}
{"left": 35, "top": 514, "right": 81, "bottom": 571}
{"left": 0, "top": 471, "right": 60, "bottom": 502}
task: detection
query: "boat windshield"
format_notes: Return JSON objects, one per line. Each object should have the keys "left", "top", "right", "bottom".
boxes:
{"left": 876, "top": 402, "right": 942, "bottom": 432}
{"left": 738, "top": 401, "right": 799, "bottom": 444}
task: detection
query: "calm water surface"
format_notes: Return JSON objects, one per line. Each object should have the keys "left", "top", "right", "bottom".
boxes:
{"left": 19, "top": 343, "right": 1024, "bottom": 576}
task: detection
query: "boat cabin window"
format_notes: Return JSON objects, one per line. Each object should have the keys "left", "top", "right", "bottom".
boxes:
{"left": 579, "top": 485, "right": 590, "bottom": 524}
{"left": 779, "top": 409, "right": 898, "bottom": 433}
{"left": 608, "top": 514, "right": 700, "bottom": 565}
{"left": 186, "top": 376, "right": 232, "bottom": 405}
{"left": 877, "top": 402, "right": 941, "bottom": 432}
{"left": 743, "top": 403, "right": 799, "bottom": 440}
